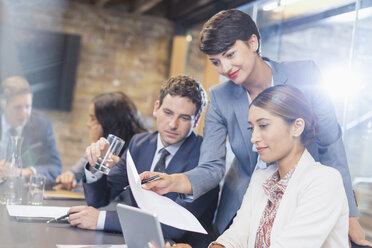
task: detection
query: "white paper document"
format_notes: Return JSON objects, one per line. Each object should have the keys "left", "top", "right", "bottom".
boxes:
{"left": 7, "top": 205, "right": 69, "bottom": 218}
{"left": 126, "top": 152, "right": 207, "bottom": 234}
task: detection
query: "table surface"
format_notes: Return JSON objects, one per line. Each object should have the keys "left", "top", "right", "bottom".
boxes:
{"left": 1, "top": 199, "right": 124, "bottom": 248}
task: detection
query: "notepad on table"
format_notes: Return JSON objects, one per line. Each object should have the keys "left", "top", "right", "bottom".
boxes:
{"left": 44, "top": 190, "right": 85, "bottom": 200}
{"left": 7, "top": 205, "right": 69, "bottom": 219}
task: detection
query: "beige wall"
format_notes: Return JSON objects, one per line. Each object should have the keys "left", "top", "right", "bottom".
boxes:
{"left": 1, "top": 1, "right": 175, "bottom": 170}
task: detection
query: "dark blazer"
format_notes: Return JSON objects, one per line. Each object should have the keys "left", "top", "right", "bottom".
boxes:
{"left": 0, "top": 112, "right": 62, "bottom": 182}
{"left": 83, "top": 131, "right": 219, "bottom": 248}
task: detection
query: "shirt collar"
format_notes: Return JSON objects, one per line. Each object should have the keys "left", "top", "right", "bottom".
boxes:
{"left": 1, "top": 116, "right": 23, "bottom": 138}
{"left": 156, "top": 133, "right": 184, "bottom": 157}
{"left": 262, "top": 166, "right": 296, "bottom": 202}
{"left": 264, "top": 59, "right": 274, "bottom": 86}
{"left": 246, "top": 61, "right": 274, "bottom": 105}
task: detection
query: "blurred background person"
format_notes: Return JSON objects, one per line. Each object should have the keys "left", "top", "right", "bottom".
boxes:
{"left": 0, "top": 76, "right": 61, "bottom": 182}
{"left": 55, "top": 91, "right": 147, "bottom": 190}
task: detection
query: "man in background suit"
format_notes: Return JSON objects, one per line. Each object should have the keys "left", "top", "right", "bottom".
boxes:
{"left": 67, "top": 75, "right": 219, "bottom": 248}
{"left": 0, "top": 76, "right": 61, "bottom": 182}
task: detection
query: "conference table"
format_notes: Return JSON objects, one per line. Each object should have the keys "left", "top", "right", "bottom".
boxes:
{"left": 1, "top": 199, "right": 125, "bottom": 248}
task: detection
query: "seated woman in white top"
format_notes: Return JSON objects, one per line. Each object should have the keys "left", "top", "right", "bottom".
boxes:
{"left": 210, "top": 85, "right": 349, "bottom": 248}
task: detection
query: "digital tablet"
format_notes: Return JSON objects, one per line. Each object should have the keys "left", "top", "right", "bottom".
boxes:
{"left": 117, "top": 204, "right": 164, "bottom": 248}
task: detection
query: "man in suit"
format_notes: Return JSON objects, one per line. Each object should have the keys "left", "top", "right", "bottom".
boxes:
{"left": 0, "top": 76, "right": 61, "bottom": 182}
{"left": 142, "top": 9, "right": 371, "bottom": 246}
{"left": 67, "top": 75, "right": 219, "bottom": 247}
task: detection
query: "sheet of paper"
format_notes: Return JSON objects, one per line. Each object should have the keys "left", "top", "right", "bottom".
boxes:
{"left": 7, "top": 205, "right": 70, "bottom": 218}
{"left": 56, "top": 245, "right": 126, "bottom": 248}
{"left": 126, "top": 152, "right": 207, "bottom": 234}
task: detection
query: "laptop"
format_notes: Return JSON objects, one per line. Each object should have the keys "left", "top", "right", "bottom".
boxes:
{"left": 117, "top": 204, "right": 165, "bottom": 248}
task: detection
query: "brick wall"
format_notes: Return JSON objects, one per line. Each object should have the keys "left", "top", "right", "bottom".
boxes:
{"left": 185, "top": 24, "right": 207, "bottom": 84}
{"left": 1, "top": 1, "right": 174, "bottom": 170}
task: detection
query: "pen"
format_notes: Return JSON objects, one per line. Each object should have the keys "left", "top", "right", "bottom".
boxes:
{"left": 46, "top": 213, "right": 70, "bottom": 223}
{"left": 123, "top": 175, "right": 161, "bottom": 191}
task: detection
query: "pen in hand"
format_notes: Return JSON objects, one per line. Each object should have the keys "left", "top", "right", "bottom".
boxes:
{"left": 46, "top": 213, "right": 70, "bottom": 223}
{"left": 123, "top": 175, "right": 161, "bottom": 191}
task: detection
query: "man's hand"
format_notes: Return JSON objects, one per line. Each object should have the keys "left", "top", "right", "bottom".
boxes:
{"left": 85, "top": 138, "right": 120, "bottom": 169}
{"left": 19, "top": 168, "right": 33, "bottom": 178}
{"left": 85, "top": 138, "right": 110, "bottom": 166}
{"left": 0, "top": 159, "right": 7, "bottom": 176}
{"left": 349, "top": 217, "right": 372, "bottom": 247}
{"left": 56, "top": 172, "right": 76, "bottom": 190}
{"left": 68, "top": 206, "right": 99, "bottom": 230}
{"left": 0, "top": 161, "right": 33, "bottom": 178}
{"left": 140, "top": 172, "right": 193, "bottom": 195}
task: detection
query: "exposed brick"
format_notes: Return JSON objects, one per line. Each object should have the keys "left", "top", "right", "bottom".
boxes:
{"left": 1, "top": 0, "right": 174, "bottom": 171}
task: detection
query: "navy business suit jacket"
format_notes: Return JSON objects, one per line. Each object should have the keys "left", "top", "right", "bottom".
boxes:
{"left": 0, "top": 112, "right": 62, "bottom": 182}
{"left": 84, "top": 131, "right": 219, "bottom": 247}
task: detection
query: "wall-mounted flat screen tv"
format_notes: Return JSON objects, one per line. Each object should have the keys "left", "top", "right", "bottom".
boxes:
{"left": 0, "top": 26, "right": 81, "bottom": 111}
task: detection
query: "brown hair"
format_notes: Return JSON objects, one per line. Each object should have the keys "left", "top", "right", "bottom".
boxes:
{"left": 250, "top": 85, "right": 318, "bottom": 144}
{"left": 0, "top": 76, "right": 32, "bottom": 101}
{"left": 199, "top": 9, "right": 261, "bottom": 55}
{"left": 93, "top": 91, "right": 147, "bottom": 150}
{"left": 158, "top": 75, "right": 206, "bottom": 117}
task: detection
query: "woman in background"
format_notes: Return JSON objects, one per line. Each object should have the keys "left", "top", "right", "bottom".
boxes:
{"left": 210, "top": 85, "right": 349, "bottom": 248}
{"left": 56, "top": 91, "right": 147, "bottom": 190}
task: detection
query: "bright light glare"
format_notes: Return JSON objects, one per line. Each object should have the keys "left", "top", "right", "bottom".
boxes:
{"left": 262, "top": 0, "right": 300, "bottom": 11}
{"left": 321, "top": 67, "right": 364, "bottom": 100}
{"left": 281, "top": 0, "right": 300, "bottom": 5}
{"left": 186, "top": 34, "right": 192, "bottom": 42}
{"left": 263, "top": 2, "right": 278, "bottom": 11}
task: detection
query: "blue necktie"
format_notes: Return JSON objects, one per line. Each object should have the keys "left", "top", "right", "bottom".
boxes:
{"left": 153, "top": 148, "right": 170, "bottom": 172}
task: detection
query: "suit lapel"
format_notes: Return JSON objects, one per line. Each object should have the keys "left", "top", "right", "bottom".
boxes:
{"left": 165, "top": 133, "right": 196, "bottom": 174}
{"left": 229, "top": 59, "right": 288, "bottom": 171}
{"left": 21, "top": 115, "right": 34, "bottom": 152}
{"left": 264, "top": 58, "right": 288, "bottom": 86}
{"left": 232, "top": 84, "right": 253, "bottom": 158}
{"left": 270, "top": 150, "right": 315, "bottom": 238}
{"left": 133, "top": 132, "right": 158, "bottom": 172}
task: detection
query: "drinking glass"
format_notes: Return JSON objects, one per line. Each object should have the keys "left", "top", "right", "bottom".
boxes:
{"left": 93, "top": 134, "right": 125, "bottom": 175}
{"left": 28, "top": 174, "right": 46, "bottom": 205}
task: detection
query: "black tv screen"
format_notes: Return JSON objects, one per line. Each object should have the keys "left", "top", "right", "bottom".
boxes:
{"left": 0, "top": 26, "right": 81, "bottom": 111}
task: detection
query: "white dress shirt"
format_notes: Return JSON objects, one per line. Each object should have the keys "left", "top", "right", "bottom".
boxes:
{"left": 0, "top": 117, "right": 23, "bottom": 160}
{"left": 85, "top": 134, "right": 185, "bottom": 230}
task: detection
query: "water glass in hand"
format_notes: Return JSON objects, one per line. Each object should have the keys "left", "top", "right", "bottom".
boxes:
{"left": 93, "top": 134, "right": 125, "bottom": 175}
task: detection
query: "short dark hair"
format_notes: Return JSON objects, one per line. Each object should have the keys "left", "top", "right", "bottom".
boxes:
{"left": 158, "top": 75, "right": 206, "bottom": 117}
{"left": 93, "top": 92, "right": 147, "bottom": 150}
{"left": 0, "top": 76, "right": 32, "bottom": 101}
{"left": 199, "top": 9, "right": 261, "bottom": 55}
{"left": 250, "top": 85, "right": 318, "bottom": 144}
